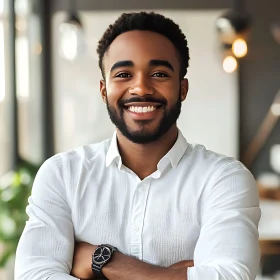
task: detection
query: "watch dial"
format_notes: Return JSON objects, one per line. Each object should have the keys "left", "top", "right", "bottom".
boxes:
{"left": 93, "top": 246, "right": 112, "bottom": 265}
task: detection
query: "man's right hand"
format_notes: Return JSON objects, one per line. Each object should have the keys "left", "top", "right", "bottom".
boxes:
{"left": 169, "top": 260, "right": 194, "bottom": 270}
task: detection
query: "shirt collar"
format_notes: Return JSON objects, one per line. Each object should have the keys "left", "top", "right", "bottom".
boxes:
{"left": 161, "top": 129, "right": 188, "bottom": 168}
{"left": 106, "top": 131, "right": 122, "bottom": 169}
{"left": 106, "top": 129, "right": 188, "bottom": 170}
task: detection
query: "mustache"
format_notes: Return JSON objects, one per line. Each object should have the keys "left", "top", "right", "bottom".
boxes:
{"left": 118, "top": 96, "right": 167, "bottom": 107}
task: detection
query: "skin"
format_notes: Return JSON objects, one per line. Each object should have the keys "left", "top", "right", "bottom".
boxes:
{"left": 71, "top": 30, "right": 191, "bottom": 279}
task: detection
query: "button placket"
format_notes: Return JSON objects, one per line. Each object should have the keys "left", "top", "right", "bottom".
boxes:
{"left": 130, "top": 181, "right": 151, "bottom": 260}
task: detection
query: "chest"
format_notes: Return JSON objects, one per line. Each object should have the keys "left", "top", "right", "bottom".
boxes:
{"left": 71, "top": 172, "right": 202, "bottom": 266}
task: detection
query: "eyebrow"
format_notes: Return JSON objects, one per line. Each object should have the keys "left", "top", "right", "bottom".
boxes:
{"left": 149, "top": 60, "right": 174, "bottom": 72}
{"left": 110, "top": 59, "right": 175, "bottom": 73}
{"left": 110, "top": 60, "right": 134, "bottom": 72}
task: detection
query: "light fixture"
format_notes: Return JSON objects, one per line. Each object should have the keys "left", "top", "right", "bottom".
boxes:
{"left": 216, "top": 10, "right": 250, "bottom": 45}
{"left": 216, "top": 0, "right": 250, "bottom": 73}
{"left": 232, "top": 38, "right": 248, "bottom": 58}
{"left": 59, "top": 0, "right": 84, "bottom": 61}
{"left": 223, "top": 55, "right": 238, "bottom": 73}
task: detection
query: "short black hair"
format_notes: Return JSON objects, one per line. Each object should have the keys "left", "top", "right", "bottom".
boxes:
{"left": 97, "top": 11, "right": 190, "bottom": 79}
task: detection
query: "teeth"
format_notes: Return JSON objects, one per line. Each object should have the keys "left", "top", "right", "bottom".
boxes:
{"left": 128, "top": 106, "right": 157, "bottom": 113}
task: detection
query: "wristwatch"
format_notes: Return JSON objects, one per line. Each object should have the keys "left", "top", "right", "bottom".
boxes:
{"left": 91, "top": 244, "right": 118, "bottom": 279}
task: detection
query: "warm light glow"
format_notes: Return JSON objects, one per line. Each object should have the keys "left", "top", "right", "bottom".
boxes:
{"left": 232, "top": 39, "right": 248, "bottom": 58}
{"left": 0, "top": 22, "right": 5, "bottom": 103}
{"left": 223, "top": 56, "right": 237, "bottom": 73}
{"left": 271, "top": 103, "right": 280, "bottom": 116}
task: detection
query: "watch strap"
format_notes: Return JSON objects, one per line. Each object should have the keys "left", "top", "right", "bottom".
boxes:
{"left": 92, "top": 244, "right": 118, "bottom": 280}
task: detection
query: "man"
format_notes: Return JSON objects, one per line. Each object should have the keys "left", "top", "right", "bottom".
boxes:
{"left": 15, "top": 12, "right": 261, "bottom": 280}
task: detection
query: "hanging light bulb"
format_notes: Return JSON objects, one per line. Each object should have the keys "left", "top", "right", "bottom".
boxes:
{"left": 232, "top": 38, "right": 248, "bottom": 57}
{"left": 223, "top": 56, "right": 238, "bottom": 73}
{"left": 59, "top": 0, "right": 85, "bottom": 61}
{"left": 216, "top": 2, "right": 251, "bottom": 65}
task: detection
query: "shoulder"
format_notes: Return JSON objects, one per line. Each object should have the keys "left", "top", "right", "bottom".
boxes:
{"left": 184, "top": 143, "right": 254, "bottom": 187}
{"left": 36, "top": 138, "right": 112, "bottom": 182}
{"left": 187, "top": 143, "right": 246, "bottom": 171}
{"left": 47, "top": 137, "right": 111, "bottom": 167}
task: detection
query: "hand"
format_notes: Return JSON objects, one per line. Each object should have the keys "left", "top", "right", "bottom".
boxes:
{"left": 169, "top": 260, "right": 194, "bottom": 270}
{"left": 71, "top": 242, "right": 97, "bottom": 280}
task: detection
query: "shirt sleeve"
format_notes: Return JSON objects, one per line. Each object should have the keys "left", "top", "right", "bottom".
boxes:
{"left": 14, "top": 154, "right": 79, "bottom": 280}
{"left": 188, "top": 162, "right": 261, "bottom": 280}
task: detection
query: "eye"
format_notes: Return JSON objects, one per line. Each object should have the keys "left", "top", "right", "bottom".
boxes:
{"left": 151, "top": 72, "right": 168, "bottom": 78}
{"left": 115, "top": 72, "right": 132, "bottom": 78}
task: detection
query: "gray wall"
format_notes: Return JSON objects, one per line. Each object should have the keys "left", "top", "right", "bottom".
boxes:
{"left": 239, "top": 0, "right": 280, "bottom": 177}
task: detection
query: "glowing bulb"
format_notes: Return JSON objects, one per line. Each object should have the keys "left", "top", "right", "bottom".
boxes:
{"left": 223, "top": 56, "right": 237, "bottom": 73}
{"left": 271, "top": 103, "right": 280, "bottom": 116}
{"left": 232, "top": 39, "right": 248, "bottom": 58}
{"left": 59, "top": 20, "right": 85, "bottom": 61}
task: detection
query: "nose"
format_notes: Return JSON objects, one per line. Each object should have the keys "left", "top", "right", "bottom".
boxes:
{"left": 129, "top": 75, "right": 154, "bottom": 96}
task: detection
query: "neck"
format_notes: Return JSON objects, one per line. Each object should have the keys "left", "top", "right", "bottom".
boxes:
{"left": 116, "top": 125, "right": 178, "bottom": 180}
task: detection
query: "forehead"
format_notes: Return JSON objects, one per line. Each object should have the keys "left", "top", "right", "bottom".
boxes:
{"left": 103, "top": 30, "right": 180, "bottom": 71}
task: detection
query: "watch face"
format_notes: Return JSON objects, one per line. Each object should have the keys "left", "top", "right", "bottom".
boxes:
{"left": 93, "top": 246, "right": 112, "bottom": 265}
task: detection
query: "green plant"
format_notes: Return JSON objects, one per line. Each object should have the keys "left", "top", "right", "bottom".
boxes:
{"left": 0, "top": 162, "right": 38, "bottom": 267}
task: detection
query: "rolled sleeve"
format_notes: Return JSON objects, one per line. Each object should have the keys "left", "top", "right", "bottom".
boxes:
{"left": 188, "top": 162, "right": 261, "bottom": 280}
{"left": 14, "top": 155, "right": 78, "bottom": 280}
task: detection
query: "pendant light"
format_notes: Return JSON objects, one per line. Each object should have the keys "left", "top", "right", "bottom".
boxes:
{"left": 59, "top": 0, "right": 84, "bottom": 61}
{"left": 216, "top": 0, "right": 251, "bottom": 72}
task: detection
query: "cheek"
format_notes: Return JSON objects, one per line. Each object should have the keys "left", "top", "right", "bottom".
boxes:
{"left": 105, "top": 82, "right": 126, "bottom": 105}
{"left": 159, "top": 85, "right": 180, "bottom": 104}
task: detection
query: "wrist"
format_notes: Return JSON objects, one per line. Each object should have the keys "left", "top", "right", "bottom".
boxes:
{"left": 92, "top": 244, "right": 118, "bottom": 279}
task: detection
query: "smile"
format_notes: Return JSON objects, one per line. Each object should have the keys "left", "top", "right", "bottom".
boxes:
{"left": 123, "top": 103, "right": 163, "bottom": 120}
{"left": 127, "top": 106, "right": 157, "bottom": 113}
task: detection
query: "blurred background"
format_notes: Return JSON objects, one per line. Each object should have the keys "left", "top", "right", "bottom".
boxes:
{"left": 0, "top": 0, "right": 280, "bottom": 279}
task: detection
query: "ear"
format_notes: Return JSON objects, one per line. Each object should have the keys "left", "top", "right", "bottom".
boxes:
{"left": 180, "top": 78, "right": 189, "bottom": 101}
{"left": 100, "top": 80, "right": 107, "bottom": 103}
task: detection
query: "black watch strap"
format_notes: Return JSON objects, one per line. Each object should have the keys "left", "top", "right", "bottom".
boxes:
{"left": 91, "top": 244, "right": 118, "bottom": 280}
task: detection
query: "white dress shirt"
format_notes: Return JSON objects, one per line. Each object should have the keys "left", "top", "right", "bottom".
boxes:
{"left": 15, "top": 130, "right": 261, "bottom": 280}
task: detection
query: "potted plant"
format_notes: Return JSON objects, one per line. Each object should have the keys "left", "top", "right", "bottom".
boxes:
{"left": 0, "top": 161, "right": 38, "bottom": 269}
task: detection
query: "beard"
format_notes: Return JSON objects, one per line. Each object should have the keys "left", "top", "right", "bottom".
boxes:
{"left": 106, "top": 93, "right": 182, "bottom": 144}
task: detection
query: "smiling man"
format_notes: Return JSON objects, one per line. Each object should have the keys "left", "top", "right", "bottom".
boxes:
{"left": 15, "top": 12, "right": 261, "bottom": 280}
